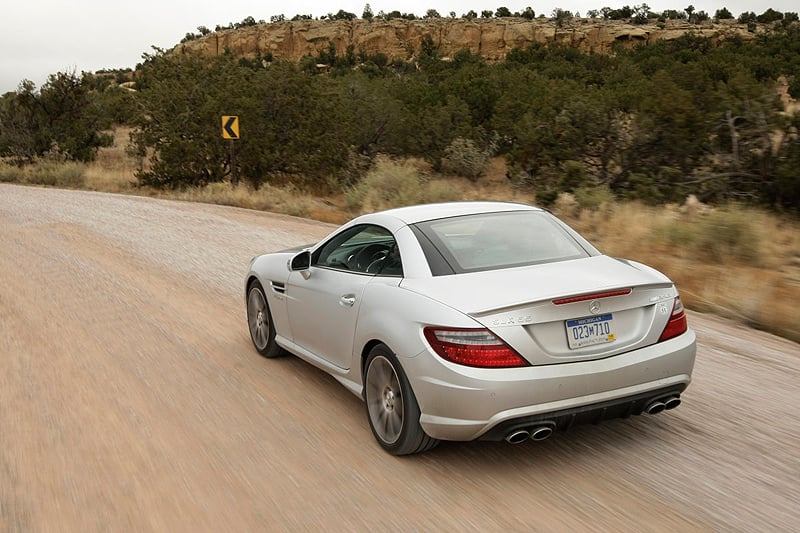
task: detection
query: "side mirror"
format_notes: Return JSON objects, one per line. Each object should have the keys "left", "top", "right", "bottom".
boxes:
{"left": 290, "top": 250, "right": 311, "bottom": 271}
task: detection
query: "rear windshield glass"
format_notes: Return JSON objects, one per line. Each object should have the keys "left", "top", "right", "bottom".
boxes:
{"left": 413, "top": 211, "right": 590, "bottom": 274}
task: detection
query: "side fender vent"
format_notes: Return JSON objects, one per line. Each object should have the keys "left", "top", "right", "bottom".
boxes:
{"left": 270, "top": 281, "right": 286, "bottom": 294}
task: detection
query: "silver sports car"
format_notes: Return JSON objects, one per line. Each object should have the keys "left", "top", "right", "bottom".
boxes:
{"left": 245, "top": 202, "right": 696, "bottom": 455}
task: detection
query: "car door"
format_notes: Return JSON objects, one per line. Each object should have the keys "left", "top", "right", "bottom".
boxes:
{"left": 286, "top": 224, "right": 396, "bottom": 370}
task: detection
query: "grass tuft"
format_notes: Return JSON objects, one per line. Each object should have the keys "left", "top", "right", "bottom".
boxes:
{"left": 25, "top": 160, "right": 87, "bottom": 188}
{"left": 0, "top": 158, "right": 87, "bottom": 188}
{"left": 0, "top": 161, "right": 25, "bottom": 183}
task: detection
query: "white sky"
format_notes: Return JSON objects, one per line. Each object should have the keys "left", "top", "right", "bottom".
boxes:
{"left": 1, "top": 1, "right": 794, "bottom": 94}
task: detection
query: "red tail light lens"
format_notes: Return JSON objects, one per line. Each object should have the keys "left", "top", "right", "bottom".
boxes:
{"left": 658, "top": 296, "right": 688, "bottom": 342}
{"left": 423, "top": 327, "right": 529, "bottom": 368}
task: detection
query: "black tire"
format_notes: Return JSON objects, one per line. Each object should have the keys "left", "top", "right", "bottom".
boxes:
{"left": 246, "top": 281, "right": 285, "bottom": 358}
{"left": 364, "top": 344, "right": 439, "bottom": 455}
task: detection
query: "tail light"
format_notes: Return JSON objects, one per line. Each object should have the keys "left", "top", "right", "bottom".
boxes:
{"left": 658, "top": 296, "right": 688, "bottom": 342}
{"left": 423, "top": 327, "right": 529, "bottom": 368}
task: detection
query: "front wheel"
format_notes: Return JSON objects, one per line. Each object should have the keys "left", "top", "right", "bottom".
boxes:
{"left": 246, "top": 281, "right": 284, "bottom": 358}
{"left": 364, "top": 344, "right": 439, "bottom": 455}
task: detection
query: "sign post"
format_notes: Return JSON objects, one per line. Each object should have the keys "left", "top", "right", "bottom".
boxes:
{"left": 221, "top": 116, "right": 240, "bottom": 186}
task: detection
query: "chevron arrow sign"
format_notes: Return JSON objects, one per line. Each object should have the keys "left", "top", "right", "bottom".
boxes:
{"left": 222, "top": 116, "right": 240, "bottom": 139}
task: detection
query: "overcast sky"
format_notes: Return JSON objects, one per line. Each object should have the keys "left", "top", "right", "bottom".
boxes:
{"left": 1, "top": 1, "right": 793, "bottom": 94}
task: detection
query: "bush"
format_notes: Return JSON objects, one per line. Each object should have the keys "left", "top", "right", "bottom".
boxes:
{"left": 651, "top": 218, "right": 699, "bottom": 248}
{"left": 648, "top": 204, "right": 762, "bottom": 264}
{"left": 534, "top": 188, "right": 559, "bottom": 207}
{"left": 694, "top": 207, "right": 762, "bottom": 264}
{"left": 441, "top": 137, "right": 491, "bottom": 180}
{"left": 346, "top": 158, "right": 422, "bottom": 211}
{"left": 573, "top": 185, "right": 615, "bottom": 209}
{"left": 558, "top": 160, "right": 587, "bottom": 192}
{"left": 0, "top": 72, "right": 112, "bottom": 164}
{"left": 421, "top": 179, "right": 464, "bottom": 204}
{"left": 346, "top": 157, "right": 461, "bottom": 212}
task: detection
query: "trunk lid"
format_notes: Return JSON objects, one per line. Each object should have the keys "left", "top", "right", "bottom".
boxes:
{"left": 402, "top": 255, "right": 677, "bottom": 365}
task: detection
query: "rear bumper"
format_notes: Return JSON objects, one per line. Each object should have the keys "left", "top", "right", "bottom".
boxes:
{"left": 478, "top": 383, "right": 686, "bottom": 441}
{"left": 405, "top": 329, "right": 696, "bottom": 441}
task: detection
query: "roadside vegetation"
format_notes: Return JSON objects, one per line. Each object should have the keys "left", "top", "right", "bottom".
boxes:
{"left": 6, "top": 129, "right": 796, "bottom": 342}
{"left": 1, "top": 6, "right": 799, "bottom": 342}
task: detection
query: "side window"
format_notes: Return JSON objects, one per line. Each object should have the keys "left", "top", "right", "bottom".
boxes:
{"left": 312, "top": 224, "right": 402, "bottom": 276}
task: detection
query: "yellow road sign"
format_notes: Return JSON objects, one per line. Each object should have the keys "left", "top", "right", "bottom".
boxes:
{"left": 222, "top": 116, "right": 240, "bottom": 139}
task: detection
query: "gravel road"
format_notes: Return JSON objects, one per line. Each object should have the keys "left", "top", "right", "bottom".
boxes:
{"left": 1, "top": 184, "right": 798, "bottom": 532}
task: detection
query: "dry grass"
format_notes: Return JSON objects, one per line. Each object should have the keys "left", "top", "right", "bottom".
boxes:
{"left": 171, "top": 182, "right": 329, "bottom": 219}
{"left": 1, "top": 158, "right": 86, "bottom": 188}
{"left": 13, "top": 132, "right": 798, "bottom": 343}
{"left": 84, "top": 127, "right": 138, "bottom": 192}
{"left": 564, "top": 202, "right": 800, "bottom": 342}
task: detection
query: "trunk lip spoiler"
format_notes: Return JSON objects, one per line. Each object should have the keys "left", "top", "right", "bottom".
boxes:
{"left": 552, "top": 288, "right": 633, "bottom": 305}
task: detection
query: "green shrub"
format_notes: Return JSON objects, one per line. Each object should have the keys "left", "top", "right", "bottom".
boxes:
{"left": 651, "top": 219, "right": 699, "bottom": 248}
{"left": 651, "top": 205, "right": 761, "bottom": 263}
{"left": 441, "top": 137, "right": 490, "bottom": 180}
{"left": 535, "top": 188, "right": 559, "bottom": 207}
{"left": 346, "top": 158, "right": 422, "bottom": 211}
{"left": 420, "top": 179, "right": 463, "bottom": 204}
{"left": 558, "top": 160, "right": 587, "bottom": 192}
{"left": 573, "top": 185, "right": 615, "bottom": 209}
{"left": 694, "top": 207, "right": 761, "bottom": 264}
{"left": 346, "top": 158, "right": 462, "bottom": 212}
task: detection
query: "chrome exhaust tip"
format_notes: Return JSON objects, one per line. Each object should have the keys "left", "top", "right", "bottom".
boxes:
{"left": 664, "top": 396, "right": 681, "bottom": 410}
{"left": 529, "top": 425, "right": 554, "bottom": 441}
{"left": 645, "top": 401, "right": 666, "bottom": 415}
{"left": 505, "top": 429, "right": 531, "bottom": 444}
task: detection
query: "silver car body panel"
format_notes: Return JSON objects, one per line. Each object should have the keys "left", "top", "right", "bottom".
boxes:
{"left": 245, "top": 202, "right": 696, "bottom": 441}
{"left": 401, "top": 255, "right": 677, "bottom": 365}
{"left": 403, "top": 330, "right": 695, "bottom": 440}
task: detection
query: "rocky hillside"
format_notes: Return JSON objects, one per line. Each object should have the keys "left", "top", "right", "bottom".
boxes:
{"left": 177, "top": 18, "right": 761, "bottom": 62}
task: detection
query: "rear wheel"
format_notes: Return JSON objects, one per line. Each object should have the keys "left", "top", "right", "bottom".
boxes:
{"left": 364, "top": 344, "right": 439, "bottom": 455}
{"left": 246, "top": 281, "right": 284, "bottom": 358}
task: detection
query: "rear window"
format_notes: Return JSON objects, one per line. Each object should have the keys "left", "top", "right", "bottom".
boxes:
{"left": 413, "top": 211, "right": 590, "bottom": 274}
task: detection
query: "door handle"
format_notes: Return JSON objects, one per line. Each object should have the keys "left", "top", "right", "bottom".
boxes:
{"left": 339, "top": 294, "right": 356, "bottom": 307}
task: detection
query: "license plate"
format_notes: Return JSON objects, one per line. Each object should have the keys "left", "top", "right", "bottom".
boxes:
{"left": 566, "top": 313, "right": 616, "bottom": 349}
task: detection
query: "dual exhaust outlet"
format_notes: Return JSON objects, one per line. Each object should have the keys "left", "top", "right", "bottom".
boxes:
{"left": 644, "top": 394, "right": 682, "bottom": 415}
{"left": 504, "top": 423, "right": 555, "bottom": 444}
{"left": 503, "top": 394, "right": 682, "bottom": 444}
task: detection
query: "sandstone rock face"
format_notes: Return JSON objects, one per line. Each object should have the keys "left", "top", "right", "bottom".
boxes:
{"left": 177, "top": 18, "right": 759, "bottom": 62}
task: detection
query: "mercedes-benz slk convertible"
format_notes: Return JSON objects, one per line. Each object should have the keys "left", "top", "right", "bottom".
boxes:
{"left": 245, "top": 202, "right": 696, "bottom": 455}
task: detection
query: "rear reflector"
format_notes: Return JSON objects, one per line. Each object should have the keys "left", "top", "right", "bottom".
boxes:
{"left": 423, "top": 327, "right": 529, "bottom": 368}
{"left": 553, "top": 288, "right": 632, "bottom": 305}
{"left": 658, "top": 296, "right": 688, "bottom": 342}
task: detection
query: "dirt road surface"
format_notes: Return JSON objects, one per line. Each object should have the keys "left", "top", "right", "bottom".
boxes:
{"left": 1, "top": 184, "right": 798, "bottom": 532}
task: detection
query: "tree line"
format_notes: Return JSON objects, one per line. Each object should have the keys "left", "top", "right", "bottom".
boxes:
{"left": 1, "top": 13, "right": 799, "bottom": 210}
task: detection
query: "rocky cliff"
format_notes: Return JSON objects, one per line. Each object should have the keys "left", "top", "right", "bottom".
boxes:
{"left": 176, "top": 18, "right": 760, "bottom": 63}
